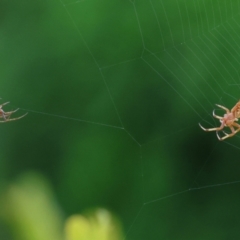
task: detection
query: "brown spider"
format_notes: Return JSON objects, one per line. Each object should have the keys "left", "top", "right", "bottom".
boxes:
{"left": 0, "top": 101, "right": 27, "bottom": 123}
{"left": 199, "top": 101, "right": 240, "bottom": 141}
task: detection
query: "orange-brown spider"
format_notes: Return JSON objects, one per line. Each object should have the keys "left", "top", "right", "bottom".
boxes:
{"left": 199, "top": 101, "right": 240, "bottom": 141}
{"left": 0, "top": 101, "right": 27, "bottom": 123}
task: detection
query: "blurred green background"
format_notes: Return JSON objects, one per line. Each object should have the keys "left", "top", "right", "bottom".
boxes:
{"left": 1, "top": 0, "right": 240, "bottom": 239}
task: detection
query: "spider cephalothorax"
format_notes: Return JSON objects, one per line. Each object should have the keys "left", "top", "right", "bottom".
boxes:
{"left": 199, "top": 101, "right": 240, "bottom": 141}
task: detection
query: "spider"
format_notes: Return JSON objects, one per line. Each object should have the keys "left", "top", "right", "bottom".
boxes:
{"left": 199, "top": 101, "right": 240, "bottom": 141}
{"left": 0, "top": 101, "right": 27, "bottom": 122}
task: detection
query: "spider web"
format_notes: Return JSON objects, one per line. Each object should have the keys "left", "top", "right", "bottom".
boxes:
{"left": 2, "top": 0, "right": 240, "bottom": 239}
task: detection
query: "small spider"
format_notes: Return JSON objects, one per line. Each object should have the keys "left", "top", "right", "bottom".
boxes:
{"left": 0, "top": 101, "right": 27, "bottom": 123}
{"left": 199, "top": 101, "right": 240, "bottom": 141}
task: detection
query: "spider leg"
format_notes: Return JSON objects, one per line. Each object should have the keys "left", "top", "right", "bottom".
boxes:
{"left": 212, "top": 109, "right": 222, "bottom": 120}
{"left": 215, "top": 104, "right": 230, "bottom": 113}
{"left": 0, "top": 99, "right": 27, "bottom": 123}
{"left": 217, "top": 126, "right": 233, "bottom": 141}
{"left": 5, "top": 113, "right": 28, "bottom": 121}
{"left": 217, "top": 125, "right": 240, "bottom": 141}
{"left": 232, "top": 122, "right": 240, "bottom": 128}
{"left": 0, "top": 112, "right": 28, "bottom": 123}
{"left": 0, "top": 102, "right": 10, "bottom": 108}
{"left": 199, "top": 122, "right": 224, "bottom": 132}
{"left": 3, "top": 108, "right": 19, "bottom": 116}
{"left": 0, "top": 109, "right": 19, "bottom": 121}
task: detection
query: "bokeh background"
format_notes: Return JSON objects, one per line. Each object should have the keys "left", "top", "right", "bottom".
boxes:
{"left": 1, "top": 0, "right": 240, "bottom": 239}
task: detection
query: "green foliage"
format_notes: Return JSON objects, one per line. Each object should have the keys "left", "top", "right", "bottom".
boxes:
{"left": 0, "top": 173, "right": 123, "bottom": 240}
